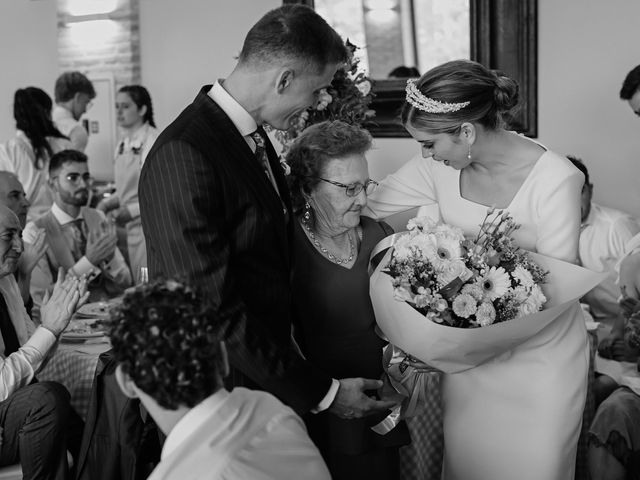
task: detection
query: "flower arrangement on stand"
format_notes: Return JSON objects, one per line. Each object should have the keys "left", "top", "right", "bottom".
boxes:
{"left": 272, "top": 40, "right": 376, "bottom": 160}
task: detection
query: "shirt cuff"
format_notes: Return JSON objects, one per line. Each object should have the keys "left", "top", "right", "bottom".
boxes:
{"left": 311, "top": 378, "right": 340, "bottom": 414}
{"left": 72, "top": 256, "right": 101, "bottom": 279}
{"left": 126, "top": 203, "right": 140, "bottom": 219}
{"left": 28, "top": 326, "right": 58, "bottom": 353}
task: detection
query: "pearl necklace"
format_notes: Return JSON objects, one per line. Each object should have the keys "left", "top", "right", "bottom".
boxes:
{"left": 300, "top": 218, "right": 355, "bottom": 265}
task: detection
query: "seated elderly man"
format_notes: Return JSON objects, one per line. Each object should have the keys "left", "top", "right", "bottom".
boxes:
{"left": 25, "top": 150, "right": 131, "bottom": 318}
{"left": 0, "top": 203, "right": 88, "bottom": 479}
{"left": 0, "top": 171, "right": 47, "bottom": 308}
{"left": 110, "top": 279, "right": 330, "bottom": 480}
{"left": 567, "top": 156, "right": 640, "bottom": 321}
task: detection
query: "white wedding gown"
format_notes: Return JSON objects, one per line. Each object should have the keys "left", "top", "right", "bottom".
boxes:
{"left": 367, "top": 147, "right": 589, "bottom": 480}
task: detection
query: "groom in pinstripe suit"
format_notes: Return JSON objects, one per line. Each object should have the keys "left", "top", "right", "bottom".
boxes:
{"left": 139, "top": 5, "right": 396, "bottom": 419}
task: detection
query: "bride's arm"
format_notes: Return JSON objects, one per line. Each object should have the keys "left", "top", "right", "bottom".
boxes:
{"left": 365, "top": 154, "right": 438, "bottom": 220}
{"left": 535, "top": 164, "right": 583, "bottom": 263}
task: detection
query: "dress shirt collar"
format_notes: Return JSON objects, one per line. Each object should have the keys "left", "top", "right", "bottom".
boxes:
{"left": 53, "top": 104, "right": 73, "bottom": 121}
{"left": 119, "top": 122, "right": 152, "bottom": 150}
{"left": 208, "top": 80, "right": 257, "bottom": 137}
{"left": 161, "top": 388, "right": 230, "bottom": 460}
{"left": 51, "top": 202, "right": 82, "bottom": 226}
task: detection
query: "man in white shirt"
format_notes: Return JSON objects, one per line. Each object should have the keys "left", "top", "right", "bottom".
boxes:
{"left": 111, "top": 279, "right": 330, "bottom": 480}
{"left": 0, "top": 203, "right": 88, "bottom": 478}
{"left": 25, "top": 150, "right": 131, "bottom": 319}
{"left": 567, "top": 156, "right": 640, "bottom": 320}
{"left": 52, "top": 72, "right": 95, "bottom": 152}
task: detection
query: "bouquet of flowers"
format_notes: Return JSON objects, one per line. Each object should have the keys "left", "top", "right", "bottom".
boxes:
{"left": 388, "top": 209, "right": 548, "bottom": 329}
{"left": 273, "top": 40, "right": 375, "bottom": 156}
{"left": 370, "top": 210, "right": 605, "bottom": 434}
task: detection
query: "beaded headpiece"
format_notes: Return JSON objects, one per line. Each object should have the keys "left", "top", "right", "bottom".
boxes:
{"left": 405, "top": 78, "right": 470, "bottom": 114}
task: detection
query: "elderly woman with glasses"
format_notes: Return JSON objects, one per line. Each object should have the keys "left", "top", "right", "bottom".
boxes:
{"left": 286, "top": 120, "right": 408, "bottom": 480}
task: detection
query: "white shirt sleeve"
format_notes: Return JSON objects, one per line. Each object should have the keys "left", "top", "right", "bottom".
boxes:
{"left": 365, "top": 154, "right": 438, "bottom": 220}
{"left": 0, "top": 327, "right": 56, "bottom": 401}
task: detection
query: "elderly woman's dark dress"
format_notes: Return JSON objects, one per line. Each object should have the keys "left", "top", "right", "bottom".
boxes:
{"left": 292, "top": 216, "right": 408, "bottom": 480}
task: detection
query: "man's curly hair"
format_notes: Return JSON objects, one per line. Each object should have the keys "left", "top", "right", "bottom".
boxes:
{"left": 109, "top": 279, "right": 226, "bottom": 410}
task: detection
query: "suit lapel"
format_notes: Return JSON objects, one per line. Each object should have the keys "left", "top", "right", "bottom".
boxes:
{"left": 194, "top": 89, "right": 291, "bottom": 264}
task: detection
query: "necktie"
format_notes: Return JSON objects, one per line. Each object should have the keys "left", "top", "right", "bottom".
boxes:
{"left": 250, "top": 128, "right": 278, "bottom": 191}
{"left": 69, "top": 218, "right": 87, "bottom": 262}
{"left": 0, "top": 294, "right": 20, "bottom": 355}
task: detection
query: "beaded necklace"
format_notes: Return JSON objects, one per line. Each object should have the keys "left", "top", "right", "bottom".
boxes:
{"left": 300, "top": 217, "right": 354, "bottom": 265}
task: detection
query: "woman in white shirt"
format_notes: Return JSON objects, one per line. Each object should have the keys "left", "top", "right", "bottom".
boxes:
{"left": 97, "top": 85, "right": 158, "bottom": 281}
{"left": 0, "top": 87, "right": 71, "bottom": 222}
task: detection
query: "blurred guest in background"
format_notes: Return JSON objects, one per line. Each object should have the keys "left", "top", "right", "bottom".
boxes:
{"left": 97, "top": 85, "right": 158, "bottom": 280}
{"left": 0, "top": 87, "right": 71, "bottom": 222}
{"left": 388, "top": 66, "right": 420, "bottom": 79}
{"left": 567, "top": 155, "right": 640, "bottom": 321}
{"left": 26, "top": 150, "right": 131, "bottom": 320}
{"left": 0, "top": 203, "right": 88, "bottom": 479}
{"left": 287, "top": 120, "right": 408, "bottom": 480}
{"left": 0, "top": 171, "right": 47, "bottom": 307}
{"left": 52, "top": 71, "right": 95, "bottom": 152}
{"left": 110, "top": 279, "right": 330, "bottom": 480}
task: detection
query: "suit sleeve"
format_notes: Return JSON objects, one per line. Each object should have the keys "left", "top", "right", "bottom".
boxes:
{"left": 139, "top": 140, "right": 332, "bottom": 413}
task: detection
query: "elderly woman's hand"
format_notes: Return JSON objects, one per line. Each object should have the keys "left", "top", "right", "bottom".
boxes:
{"left": 40, "top": 268, "right": 90, "bottom": 337}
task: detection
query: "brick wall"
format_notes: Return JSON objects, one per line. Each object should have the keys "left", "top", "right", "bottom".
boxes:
{"left": 57, "top": 0, "right": 140, "bottom": 91}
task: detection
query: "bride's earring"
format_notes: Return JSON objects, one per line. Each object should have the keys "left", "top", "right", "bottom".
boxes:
{"left": 467, "top": 144, "right": 472, "bottom": 161}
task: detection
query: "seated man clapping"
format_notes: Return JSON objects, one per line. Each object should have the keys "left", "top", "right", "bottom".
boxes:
{"left": 0, "top": 204, "right": 89, "bottom": 478}
{"left": 110, "top": 279, "right": 331, "bottom": 480}
{"left": 25, "top": 149, "right": 132, "bottom": 320}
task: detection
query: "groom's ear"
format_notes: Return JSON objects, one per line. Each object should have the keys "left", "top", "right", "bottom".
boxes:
{"left": 275, "top": 69, "right": 294, "bottom": 94}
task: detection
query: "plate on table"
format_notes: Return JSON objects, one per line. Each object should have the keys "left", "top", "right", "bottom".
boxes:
{"left": 75, "top": 301, "right": 111, "bottom": 318}
{"left": 61, "top": 318, "right": 108, "bottom": 342}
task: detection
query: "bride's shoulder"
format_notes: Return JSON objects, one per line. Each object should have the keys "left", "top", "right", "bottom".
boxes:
{"left": 534, "top": 150, "right": 583, "bottom": 182}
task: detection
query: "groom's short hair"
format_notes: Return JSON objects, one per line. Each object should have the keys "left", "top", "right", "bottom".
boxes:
{"left": 238, "top": 5, "right": 347, "bottom": 72}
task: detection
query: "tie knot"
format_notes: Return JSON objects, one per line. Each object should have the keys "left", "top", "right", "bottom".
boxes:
{"left": 251, "top": 130, "right": 266, "bottom": 150}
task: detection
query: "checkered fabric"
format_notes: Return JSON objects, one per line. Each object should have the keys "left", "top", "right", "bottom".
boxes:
{"left": 38, "top": 342, "right": 110, "bottom": 421}
{"left": 399, "top": 373, "right": 443, "bottom": 480}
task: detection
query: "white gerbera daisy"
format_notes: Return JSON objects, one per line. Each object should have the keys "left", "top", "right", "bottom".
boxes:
{"left": 452, "top": 293, "right": 477, "bottom": 318}
{"left": 476, "top": 302, "right": 496, "bottom": 326}
{"left": 480, "top": 266, "right": 511, "bottom": 300}
{"left": 511, "top": 265, "right": 534, "bottom": 288}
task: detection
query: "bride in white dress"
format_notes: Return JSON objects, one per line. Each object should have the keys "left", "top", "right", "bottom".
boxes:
{"left": 366, "top": 60, "right": 588, "bottom": 480}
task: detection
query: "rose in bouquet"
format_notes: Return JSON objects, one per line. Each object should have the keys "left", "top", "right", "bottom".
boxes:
{"left": 370, "top": 209, "right": 605, "bottom": 434}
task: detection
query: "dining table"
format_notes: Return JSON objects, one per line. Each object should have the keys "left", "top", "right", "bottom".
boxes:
{"left": 36, "top": 300, "right": 117, "bottom": 420}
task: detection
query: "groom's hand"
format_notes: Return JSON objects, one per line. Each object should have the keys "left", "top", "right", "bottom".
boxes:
{"left": 329, "top": 378, "right": 398, "bottom": 420}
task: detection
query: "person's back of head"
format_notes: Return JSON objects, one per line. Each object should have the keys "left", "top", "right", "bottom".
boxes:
{"left": 238, "top": 5, "right": 348, "bottom": 73}
{"left": 620, "top": 65, "right": 640, "bottom": 116}
{"left": 13, "top": 87, "right": 67, "bottom": 168}
{"left": 566, "top": 154, "right": 590, "bottom": 186}
{"left": 388, "top": 66, "right": 420, "bottom": 78}
{"left": 110, "top": 279, "right": 227, "bottom": 412}
{"left": 402, "top": 59, "right": 519, "bottom": 134}
{"left": 54, "top": 71, "right": 95, "bottom": 103}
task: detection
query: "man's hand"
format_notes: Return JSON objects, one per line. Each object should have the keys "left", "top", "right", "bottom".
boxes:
{"left": 112, "top": 207, "right": 133, "bottom": 227}
{"left": 85, "top": 221, "right": 117, "bottom": 265}
{"left": 40, "top": 269, "right": 89, "bottom": 337}
{"left": 329, "top": 377, "right": 398, "bottom": 420}
{"left": 598, "top": 335, "right": 637, "bottom": 362}
{"left": 96, "top": 198, "right": 117, "bottom": 214}
{"left": 18, "top": 227, "right": 47, "bottom": 275}
{"left": 619, "top": 252, "right": 640, "bottom": 315}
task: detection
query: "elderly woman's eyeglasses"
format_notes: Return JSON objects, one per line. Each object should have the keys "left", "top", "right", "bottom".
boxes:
{"left": 313, "top": 177, "right": 378, "bottom": 197}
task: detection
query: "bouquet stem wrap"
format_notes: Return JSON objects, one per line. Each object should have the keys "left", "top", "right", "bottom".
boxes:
{"left": 369, "top": 235, "right": 606, "bottom": 433}
{"left": 372, "top": 342, "right": 441, "bottom": 434}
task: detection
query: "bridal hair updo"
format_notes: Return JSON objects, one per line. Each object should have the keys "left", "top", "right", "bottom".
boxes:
{"left": 286, "top": 120, "right": 372, "bottom": 215}
{"left": 402, "top": 59, "right": 519, "bottom": 134}
{"left": 238, "top": 4, "right": 348, "bottom": 73}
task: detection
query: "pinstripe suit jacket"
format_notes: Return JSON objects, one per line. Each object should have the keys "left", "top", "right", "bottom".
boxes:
{"left": 139, "top": 86, "right": 332, "bottom": 413}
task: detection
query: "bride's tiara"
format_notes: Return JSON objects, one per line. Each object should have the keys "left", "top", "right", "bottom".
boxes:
{"left": 405, "top": 79, "right": 470, "bottom": 114}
